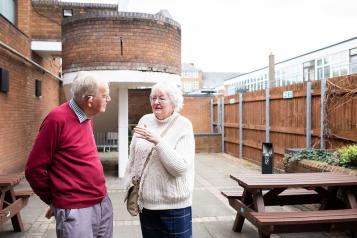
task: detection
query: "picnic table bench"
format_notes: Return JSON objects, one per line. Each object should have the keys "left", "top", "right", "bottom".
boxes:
{"left": 222, "top": 172, "right": 357, "bottom": 238}
{"left": 0, "top": 173, "right": 33, "bottom": 232}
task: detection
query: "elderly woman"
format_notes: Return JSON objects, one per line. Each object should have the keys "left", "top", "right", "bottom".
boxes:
{"left": 125, "top": 80, "right": 195, "bottom": 238}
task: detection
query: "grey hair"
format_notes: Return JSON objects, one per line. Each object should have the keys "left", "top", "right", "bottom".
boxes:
{"left": 70, "top": 71, "right": 105, "bottom": 101}
{"left": 150, "top": 80, "right": 184, "bottom": 112}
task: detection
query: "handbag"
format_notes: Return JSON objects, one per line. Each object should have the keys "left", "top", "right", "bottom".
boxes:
{"left": 124, "top": 114, "right": 179, "bottom": 216}
{"left": 124, "top": 150, "right": 152, "bottom": 216}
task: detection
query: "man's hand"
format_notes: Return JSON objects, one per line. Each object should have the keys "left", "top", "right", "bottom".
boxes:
{"left": 134, "top": 124, "right": 161, "bottom": 145}
{"left": 45, "top": 206, "right": 54, "bottom": 219}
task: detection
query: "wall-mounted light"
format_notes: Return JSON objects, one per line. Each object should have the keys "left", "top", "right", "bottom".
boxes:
{"left": 0, "top": 68, "right": 9, "bottom": 93}
{"left": 35, "top": 80, "right": 42, "bottom": 97}
{"left": 63, "top": 9, "right": 73, "bottom": 17}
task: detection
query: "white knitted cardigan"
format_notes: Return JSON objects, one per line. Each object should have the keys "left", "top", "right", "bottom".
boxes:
{"left": 124, "top": 112, "right": 195, "bottom": 210}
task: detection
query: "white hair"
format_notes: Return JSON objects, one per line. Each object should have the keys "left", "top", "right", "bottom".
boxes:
{"left": 70, "top": 71, "right": 106, "bottom": 100}
{"left": 150, "top": 80, "right": 184, "bottom": 112}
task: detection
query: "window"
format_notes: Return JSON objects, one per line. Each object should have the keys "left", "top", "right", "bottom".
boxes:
{"left": 303, "top": 60, "right": 315, "bottom": 81}
{"left": 63, "top": 9, "right": 73, "bottom": 17}
{"left": 330, "top": 51, "right": 349, "bottom": 77}
{"left": 35, "top": 80, "right": 42, "bottom": 97}
{"left": 192, "top": 81, "right": 199, "bottom": 90}
{"left": 0, "top": 68, "right": 9, "bottom": 93}
{"left": 182, "top": 82, "right": 193, "bottom": 93}
{"left": 324, "top": 66, "right": 330, "bottom": 78}
{"left": 350, "top": 48, "right": 357, "bottom": 74}
{"left": 317, "top": 68, "right": 323, "bottom": 80}
{"left": 0, "top": 0, "right": 16, "bottom": 24}
{"left": 316, "top": 57, "right": 331, "bottom": 80}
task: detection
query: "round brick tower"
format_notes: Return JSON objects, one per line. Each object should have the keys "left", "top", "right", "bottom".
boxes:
{"left": 61, "top": 11, "right": 181, "bottom": 177}
{"left": 62, "top": 11, "right": 181, "bottom": 74}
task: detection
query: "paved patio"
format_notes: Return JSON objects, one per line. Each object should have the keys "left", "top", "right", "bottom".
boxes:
{"left": 0, "top": 153, "right": 350, "bottom": 238}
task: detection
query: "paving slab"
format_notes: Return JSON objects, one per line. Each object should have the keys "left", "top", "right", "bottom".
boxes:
{"left": 0, "top": 153, "right": 351, "bottom": 238}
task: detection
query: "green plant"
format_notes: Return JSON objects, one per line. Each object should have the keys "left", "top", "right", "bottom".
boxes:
{"left": 336, "top": 144, "right": 357, "bottom": 167}
{"left": 283, "top": 149, "right": 339, "bottom": 167}
{"left": 284, "top": 145, "right": 357, "bottom": 168}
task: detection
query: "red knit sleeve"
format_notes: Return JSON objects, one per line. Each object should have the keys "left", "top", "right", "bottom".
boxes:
{"left": 25, "top": 112, "right": 60, "bottom": 205}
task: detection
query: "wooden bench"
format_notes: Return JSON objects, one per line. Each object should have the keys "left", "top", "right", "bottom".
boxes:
{"left": 221, "top": 188, "right": 322, "bottom": 206}
{"left": 229, "top": 195, "right": 357, "bottom": 237}
{"left": 14, "top": 190, "right": 34, "bottom": 200}
{"left": 0, "top": 190, "right": 33, "bottom": 221}
{"left": 0, "top": 173, "right": 33, "bottom": 232}
{"left": 252, "top": 209, "right": 357, "bottom": 237}
{"left": 226, "top": 173, "right": 357, "bottom": 237}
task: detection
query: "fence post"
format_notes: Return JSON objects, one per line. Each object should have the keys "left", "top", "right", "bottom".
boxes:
{"left": 210, "top": 96, "right": 214, "bottom": 134}
{"left": 320, "top": 78, "right": 326, "bottom": 149}
{"left": 266, "top": 53, "right": 274, "bottom": 143}
{"left": 239, "top": 93, "right": 243, "bottom": 159}
{"left": 217, "top": 98, "right": 221, "bottom": 133}
{"left": 306, "top": 82, "right": 312, "bottom": 148}
{"left": 221, "top": 96, "right": 225, "bottom": 153}
{"left": 265, "top": 81, "right": 270, "bottom": 143}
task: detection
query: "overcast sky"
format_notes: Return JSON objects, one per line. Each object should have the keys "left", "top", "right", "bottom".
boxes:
{"left": 62, "top": 0, "right": 357, "bottom": 73}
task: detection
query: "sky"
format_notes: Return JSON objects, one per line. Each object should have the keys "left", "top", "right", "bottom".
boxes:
{"left": 62, "top": 0, "right": 357, "bottom": 73}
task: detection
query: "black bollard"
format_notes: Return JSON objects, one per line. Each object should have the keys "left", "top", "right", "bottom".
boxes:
{"left": 262, "top": 143, "right": 273, "bottom": 174}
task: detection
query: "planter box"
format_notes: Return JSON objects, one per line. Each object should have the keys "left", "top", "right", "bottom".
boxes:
{"left": 284, "top": 148, "right": 357, "bottom": 175}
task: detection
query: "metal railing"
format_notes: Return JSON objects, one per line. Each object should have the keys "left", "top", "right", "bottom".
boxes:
{"left": 94, "top": 132, "right": 118, "bottom": 152}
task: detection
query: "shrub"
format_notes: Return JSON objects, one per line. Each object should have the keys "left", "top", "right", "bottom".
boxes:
{"left": 283, "top": 145, "right": 357, "bottom": 168}
{"left": 283, "top": 149, "right": 338, "bottom": 167}
{"left": 336, "top": 144, "right": 357, "bottom": 168}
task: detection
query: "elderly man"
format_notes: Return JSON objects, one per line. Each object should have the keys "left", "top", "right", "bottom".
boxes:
{"left": 25, "top": 71, "right": 113, "bottom": 238}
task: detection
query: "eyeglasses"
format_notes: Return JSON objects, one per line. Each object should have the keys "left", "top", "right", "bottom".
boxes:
{"left": 101, "top": 95, "right": 111, "bottom": 101}
{"left": 150, "top": 96, "right": 167, "bottom": 103}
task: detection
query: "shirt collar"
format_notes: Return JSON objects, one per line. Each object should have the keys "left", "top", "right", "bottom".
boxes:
{"left": 69, "top": 99, "right": 88, "bottom": 123}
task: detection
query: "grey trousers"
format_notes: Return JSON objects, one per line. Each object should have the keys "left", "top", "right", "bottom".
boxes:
{"left": 54, "top": 195, "right": 113, "bottom": 238}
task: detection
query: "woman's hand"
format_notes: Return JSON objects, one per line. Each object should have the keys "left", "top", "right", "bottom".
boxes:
{"left": 134, "top": 124, "right": 161, "bottom": 145}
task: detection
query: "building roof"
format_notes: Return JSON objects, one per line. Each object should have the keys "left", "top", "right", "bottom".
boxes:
{"left": 32, "top": 0, "right": 118, "bottom": 9}
{"left": 203, "top": 72, "right": 241, "bottom": 88}
{"left": 182, "top": 63, "right": 202, "bottom": 73}
{"left": 234, "top": 36, "right": 357, "bottom": 78}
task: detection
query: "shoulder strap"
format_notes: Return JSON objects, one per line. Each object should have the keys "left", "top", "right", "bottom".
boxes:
{"left": 140, "top": 114, "right": 180, "bottom": 176}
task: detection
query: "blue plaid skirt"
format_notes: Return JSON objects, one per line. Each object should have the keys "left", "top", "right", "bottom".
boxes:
{"left": 139, "top": 207, "right": 192, "bottom": 238}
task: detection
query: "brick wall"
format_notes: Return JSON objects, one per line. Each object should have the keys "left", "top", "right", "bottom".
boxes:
{"left": 30, "top": 4, "right": 62, "bottom": 40}
{"left": 195, "top": 134, "right": 221, "bottom": 153}
{"left": 16, "top": 0, "right": 32, "bottom": 37}
{"left": 30, "top": 2, "right": 117, "bottom": 40}
{"left": 127, "top": 91, "right": 218, "bottom": 153}
{"left": 127, "top": 93, "right": 213, "bottom": 134}
{"left": 0, "top": 17, "right": 60, "bottom": 174}
{"left": 62, "top": 12, "right": 181, "bottom": 74}
{"left": 0, "top": 15, "right": 30, "bottom": 57}
{"left": 0, "top": 51, "right": 60, "bottom": 174}
{"left": 32, "top": 52, "right": 62, "bottom": 76}
{"left": 181, "top": 96, "right": 212, "bottom": 133}
{"left": 92, "top": 89, "right": 216, "bottom": 152}
{"left": 129, "top": 89, "right": 151, "bottom": 124}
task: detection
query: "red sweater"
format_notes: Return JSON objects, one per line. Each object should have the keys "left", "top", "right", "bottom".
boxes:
{"left": 25, "top": 102, "right": 106, "bottom": 208}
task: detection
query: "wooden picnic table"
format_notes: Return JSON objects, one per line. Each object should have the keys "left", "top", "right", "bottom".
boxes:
{"left": 222, "top": 172, "right": 357, "bottom": 238}
{"left": 0, "top": 173, "right": 33, "bottom": 232}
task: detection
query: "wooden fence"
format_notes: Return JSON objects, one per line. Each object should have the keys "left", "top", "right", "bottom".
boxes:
{"left": 213, "top": 75, "right": 357, "bottom": 169}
